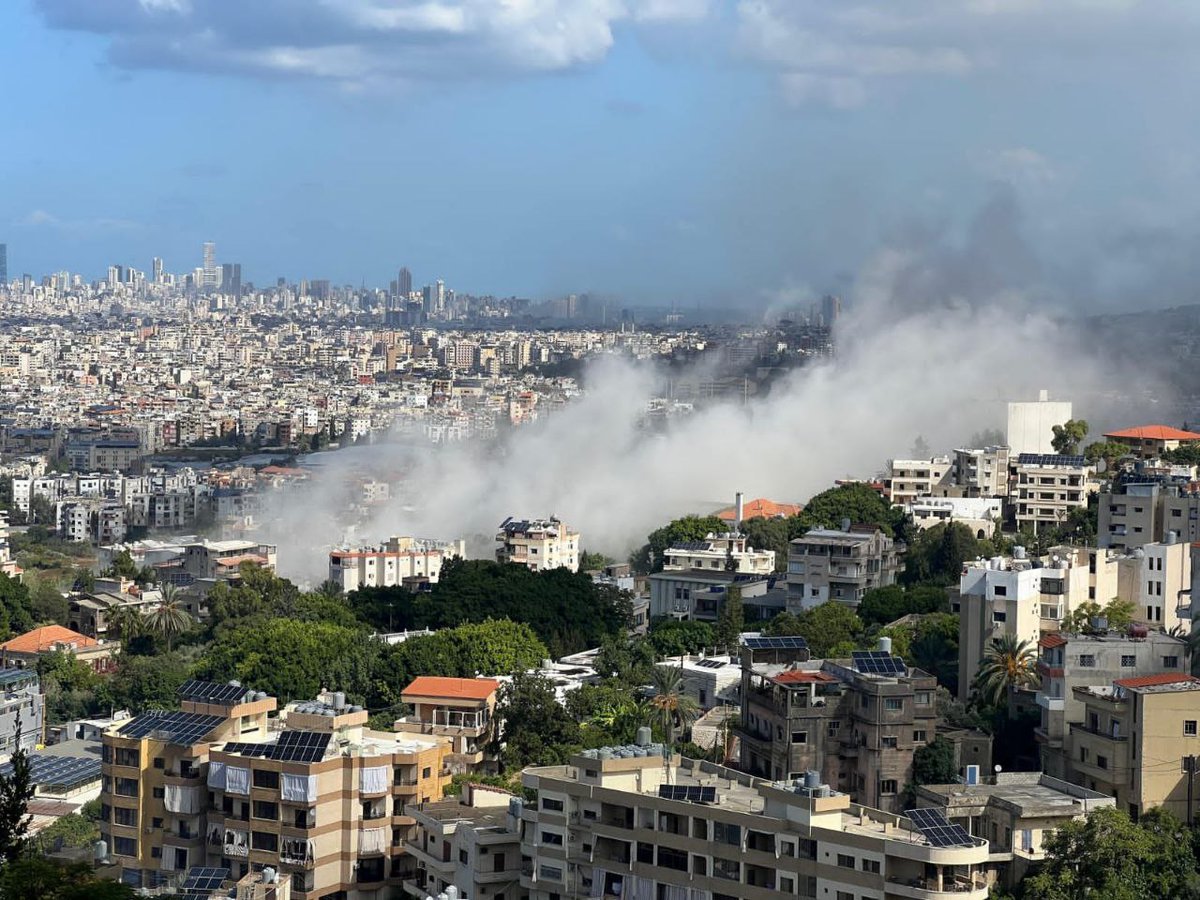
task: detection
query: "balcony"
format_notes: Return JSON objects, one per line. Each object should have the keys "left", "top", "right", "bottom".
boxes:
{"left": 1069, "top": 722, "right": 1127, "bottom": 742}
{"left": 886, "top": 874, "right": 989, "bottom": 899}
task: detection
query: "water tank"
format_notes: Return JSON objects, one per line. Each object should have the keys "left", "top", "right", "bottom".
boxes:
{"left": 350, "top": 705, "right": 363, "bottom": 713}
{"left": 1129, "top": 623, "right": 1149, "bottom": 639}
{"left": 1090, "top": 616, "right": 1109, "bottom": 633}
{"left": 803, "top": 770, "right": 821, "bottom": 789}
{"left": 598, "top": 748, "right": 613, "bottom": 760}
{"left": 877, "top": 636, "right": 892, "bottom": 654}
{"left": 990, "top": 557, "right": 1004, "bottom": 570}
{"left": 262, "top": 867, "right": 277, "bottom": 884}
{"left": 1168, "top": 531, "right": 1179, "bottom": 545}
{"left": 813, "top": 786, "right": 830, "bottom": 798}
{"left": 1013, "top": 545, "right": 1026, "bottom": 560}
{"left": 508, "top": 797, "right": 524, "bottom": 817}
{"left": 333, "top": 692, "right": 346, "bottom": 710}
{"left": 447, "top": 886, "right": 459, "bottom": 900}
{"left": 93, "top": 840, "right": 108, "bottom": 863}
{"left": 636, "top": 726, "right": 652, "bottom": 747}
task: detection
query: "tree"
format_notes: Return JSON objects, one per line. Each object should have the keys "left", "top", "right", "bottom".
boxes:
{"left": 104, "top": 604, "right": 144, "bottom": 643}
{"left": 1164, "top": 443, "right": 1200, "bottom": 466}
{"left": 902, "top": 523, "right": 987, "bottom": 587}
{"left": 578, "top": 550, "right": 610, "bottom": 571}
{"left": 36, "top": 651, "right": 100, "bottom": 725}
{"left": 0, "top": 714, "right": 33, "bottom": 864}
{"left": 1061, "top": 598, "right": 1135, "bottom": 634}
{"left": 908, "top": 613, "right": 960, "bottom": 695}
{"left": 649, "top": 666, "right": 698, "bottom": 751}
{"left": 714, "top": 585, "right": 744, "bottom": 651}
{"left": 592, "top": 637, "right": 656, "bottom": 686}
{"left": 858, "top": 584, "right": 948, "bottom": 627}
{"left": 973, "top": 635, "right": 1039, "bottom": 707}
{"left": 1022, "top": 806, "right": 1200, "bottom": 900}
{"left": 647, "top": 620, "right": 715, "bottom": 658}
{"left": 495, "top": 673, "right": 582, "bottom": 769}
{"left": 798, "top": 483, "right": 905, "bottom": 538}
{"left": 97, "top": 651, "right": 193, "bottom": 712}
{"left": 1050, "top": 419, "right": 1089, "bottom": 455}
{"left": 26, "top": 574, "right": 68, "bottom": 626}
{"left": 314, "top": 579, "right": 343, "bottom": 601}
{"left": 738, "top": 516, "right": 794, "bottom": 573}
{"left": 0, "top": 858, "right": 137, "bottom": 899}
{"left": 102, "top": 549, "right": 139, "bottom": 580}
{"left": 0, "top": 575, "right": 35, "bottom": 642}
{"left": 632, "top": 515, "right": 726, "bottom": 574}
{"left": 1084, "top": 440, "right": 1131, "bottom": 470}
{"left": 765, "top": 602, "right": 864, "bottom": 658}
{"left": 902, "top": 736, "right": 958, "bottom": 806}
{"left": 144, "top": 590, "right": 192, "bottom": 651}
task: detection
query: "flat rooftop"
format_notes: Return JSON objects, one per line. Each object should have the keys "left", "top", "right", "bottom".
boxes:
{"left": 919, "top": 774, "right": 1111, "bottom": 818}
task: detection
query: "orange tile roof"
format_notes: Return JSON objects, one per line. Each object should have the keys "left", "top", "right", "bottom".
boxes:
{"left": 402, "top": 676, "right": 500, "bottom": 701}
{"left": 1113, "top": 673, "right": 1199, "bottom": 689}
{"left": 1104, "top": 425, "right": 1200, "bottom": 442}
{"left": 716, "top": 498, "right": 803, "bottom": 521}
{"left": 1039, "top": 634, "right": 1068, "bottom": 649}
{"left": 772, "top": 670, "right": 837, "bottom": 685}
{"left": 0, "top": 625, "right": 98, "bottom": 654}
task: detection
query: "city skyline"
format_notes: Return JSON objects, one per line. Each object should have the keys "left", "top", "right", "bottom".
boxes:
{"left": 3, "top": 3, "right": 1200, "bottom": 308}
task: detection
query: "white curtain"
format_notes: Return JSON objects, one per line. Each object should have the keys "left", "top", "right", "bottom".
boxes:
{"left": 662, "top": 886, "right": 688, "bottom": 900}
{"left": 223, "top": 829, "right": 248, "bottom": 855}
{"left": 282, "top": 773, "right": 318, "bottom": 802}
{"left": 359, "top": 827, "right": 386, "bottom": 854}
{"left": 627, "top": 876, "right": 654, "bottom": 900}
{"left": 225, "top": 766, "right": 250, "bottom": 795}
{"left": 206, "top": 761, "right": 226, "bottom": 790}
{"left": 160, "top": 845, "right": 183, "bottom": 872}
{"left": 360, "top": 766, "right": 389, "bottom": 794}
{"left": 164, "top": 784, "right": 201, "bottom": 814}
{"left": 591, "top": 870, "right": 606, "bottom": 898}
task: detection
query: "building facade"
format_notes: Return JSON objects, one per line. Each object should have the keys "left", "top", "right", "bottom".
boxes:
{"left": 328, "top": 536, "right": 466, "bottom": 593}
{"left": 495, "top": 517, "right": 580, "bottom": 573}
{"left": 1009, "top": 454, "right": 1092, "bottom": 534}
{"left": 396, "top": 677, "right": 500, "bottom": 774}
{"left": 786, "top": 525, "right": 899, "bottom": 612}
{"left": 888, "top": 457, "right": 953, "bottom": 506}
{"left": 661, "top": 532, "right": 775, "bottom": 576}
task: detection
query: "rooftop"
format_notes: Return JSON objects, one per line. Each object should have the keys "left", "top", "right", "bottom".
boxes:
{"left": 919, "top": 773, "right": 1111, "bottom": 818}
{"left": 715, "top": 498, "right": 802, "bottom": 521}
{"left": 1105, "top": 425, "right": 1200, "bottom": 442}
{"left": 0, "top": 625, "right": 98, "bottom": 654}
{"left": 1114, "top": 673, "right": 1200, "bottom": 691}
{"left": 402, "top": 676, "right": 500, "bottom": 701}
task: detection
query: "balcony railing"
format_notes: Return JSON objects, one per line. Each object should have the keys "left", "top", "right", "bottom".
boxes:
{"left": 1069, "top": 722, "right": 1127, "bottom": 741}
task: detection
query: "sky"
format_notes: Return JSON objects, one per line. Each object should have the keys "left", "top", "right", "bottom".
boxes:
{"left": 4, "top": 0, "right": 1200, "bottom": 307}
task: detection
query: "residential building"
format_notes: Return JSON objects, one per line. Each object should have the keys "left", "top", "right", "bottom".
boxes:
{"left": 396, "top": 677, "right": 500, "bottom": 774}
{"left": 0, "top": 669, "right": 45, "bottom": 760}
{"left": 647, "top": 569, "right": 773, "bottom": 621}
{"left": 328, "top": 536, "right": 465, "bottom": 593}
{"left": 1098, "top": 478, "right": 1200, "bottom": 551}
{"left": 0, "top": 624, "right": 117, "bottom": 674}
{"left": 661, "top": 654, "right": 741, "bottom": 711}
{"left": 182, "top": 540, "right": 278, "bottom": 579}
{"left": 916, "top": 773, "right": 1114, "bottom": 889}
{"left": 1066, "top": 673, "right": 1200, "bottom": 821}
{"left": 209, "top": 693, "right": 450, "bottom": 898}
{"left": 906, "top": 497, "right": 1002, "bottom": 539}
{"left": 1007, "top": 391, "right": 1072, "bottom": 456}
{"left": 714, "top": 497, "right": 802, "bottom": 525}
{"left": 661, "top": 531, "right": 775, "bottom": 575}
{"left": 403, "top": 783, "right": 522, "bottom": 900}
{"left": 69, "top": 586, "right": 161, "bottom": 639}
{"left": 0, "top": 511, "right": 20, "bottom": 580}
{"left": 495, "top": 517, "right": 580, "bottom": 573}
{"left": 1034, "top": 629, "right": 1186, "bottom": 779}
{"left": 1103, "top": 425, "right": 1200, "bottom": 461}
{"left": 737, "top": 638, "right": 961, "bottom": 813}
{"left": 785, "top": 523, "right": 899, "bottom": 612}
{"left": 1009, "top": 453, "right": 1092, "bottom": 533}
{"left": 1118, "top": 537, "right": 1193, "bottom": 631}
{"left": 520, "top": 749, "right": 992, "bottom": 900}
{"left": 952, "top": 446, "right": 1011, "bottom": 498}
{"left": 888, "top": 456, "right": 953, "bottom": 506}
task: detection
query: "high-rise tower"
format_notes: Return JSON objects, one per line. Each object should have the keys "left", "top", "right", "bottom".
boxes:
{"left": 397, "top": 267, "right": 412, "bottom": 297}
{"left": 0, "top": 243, "right": 7, "bottom": 287}
{"left": 202, "top": 241, "right": 217, "bottom": 288}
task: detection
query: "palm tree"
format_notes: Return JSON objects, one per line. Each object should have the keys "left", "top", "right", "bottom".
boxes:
{"left": 1168, "top": 623, "right": 1200, "bottom": 677}
{"left": 315, "top": 580, "right": 344, "bottom": 601}
{"left": 649, "top": 666, "right": 699, "bottom": 751}
{"left": 145, "top": 592, "right": 193, "bottom": 652}
{"left": 973, "top": 634, "right": 1039, "bottom": 708}
{"left": 104, "top": 604, "right": 144, "bottom": 643}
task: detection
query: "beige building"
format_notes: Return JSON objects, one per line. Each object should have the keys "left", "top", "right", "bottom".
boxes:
{"left": 888, "top": 456, "right": 953, "bottom": 506}
{"left": 661, "top": 532, "right": 775, "bottom": 575}
{"left": 328, "top": 536, "right": 466, "bottom": 593}
{"left": 0, "top": 511, "right": 20, "bottom": 580}
{"left": 1067, "top": 673, "right": 1200, "bottom": 821}
{"left": 183, "top": 540, "right": 278, "bottom": 579}
{"left": 952, "top": 446, "right": 1011, "bottom": 498}
{"left": 520, "top": 750, "right": 993, "bottom": 900}
{"left": 1098, "top": 480, "right": 1200, "bottom": 551}
{"left": 495, "top": 517, "right": 580, "bottom": 573}
{"left": 1010, "top": 454, "right": 1093, "bottom": 533}
{"left": 1103, "top": 425, "right": 1200, "bottom": 461}
{"left": 785, "top": 524, "right": 899, "bottom": 612}
{"left": 396, "top": 677, "right": 500, "bottom": 773}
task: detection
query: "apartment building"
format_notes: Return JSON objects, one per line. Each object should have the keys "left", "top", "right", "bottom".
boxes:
{"left": 952, "top": 446, "right": 1010, "bottom": 498}
{"left": 495, "top": 517, "right": 580, "bottom": 573}
{"left": 665, "top": 655, "right": 741, "bottom": 711}
{"left": 915, "top": 773, "right": 1113, "bottom": 889}
{"left": 1066, "top": 673, "right": 1200, "bottom": 821}
{"left": 328, "top": 536, "right": 466, "bottom": 593}
{"left": 403, "top": 784, "right": 522, "bottom": 900}
{"left": 888, "top": 456, "right": 953, "bottom": 506}
{"left": 1009, "top": 453, "right": 1092, "bottom": 533}
{"left": 906, "top": 497, "right": 1002, "bottom": 539}
{"left": 1118, "top": 537, "right": 1192, "bottom": 631}
{"left": 183, "top": 540, "right": 278, "bottom": 579}
{"left": 1007, "top": 391, "right": 1072, "bottom": 456}
{"left": 0, "top": 511, "right": 20, "bottom": 579}
{"left": 395, "top": 677, "right": 500, "bottom": 774}
{"left": 785, "top": 524, "right": 899, "bottom": 613}
{"left": 208, "top": 695, "right": 450, "bottom": 898}
{"left": 737, "top": 637, "right": 952, "bottom": 813}
{"left": 1097, "top": 478, "right": 1200, "bottom": 551}
{"left": 519, "top": 750, "right": 992, "bottom": 900}
{"left": 0, "top": 624, "right": 117, "bottom": 674}
{"left": 0, "top": 669, "right": 45, "bottom": 760}
{"left": 661, "top": 532, "right": 775, "bottom": 576}
{"left": 1103, "top": 425, "right": 1200, "bottom": 461}
{"left": 1034, "top": 629, "right": 1186, "bottom": 780}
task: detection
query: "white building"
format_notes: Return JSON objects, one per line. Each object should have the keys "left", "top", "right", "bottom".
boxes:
{"left": 907, "top": 497, "right": 1003, "bottom": 539}
{"left": 496, "top": 516, "right": 580, "bottom": 572}
{"left": 1006, "top": 390, "right": 1073, "bottom": 456}
{"left": 889, "top": 456, "right": 953, "bottom": 505}
{"left": 661, "top": 531, "right": 775, "bottom": 575}
{"left": 328, "top": 536, "right": 465, "bottom": 593}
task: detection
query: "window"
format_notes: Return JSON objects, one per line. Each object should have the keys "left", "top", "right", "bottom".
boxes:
{"left": 253, "top": 801, "right": 278, "bottom": 821}
{"left": 422, "top": 766, "right": 432, "bottom": 779}
{"left": 153, "top": 758, "right": 164, "bottom": 769}
{"left": 152, "top": 786, "right": 164, "bottom": 799}
{"left": 880, "top": 780, "right": 898, "bottom": 795}
{"left": 779, "top": 840, "right": 795, "bottom": 857}
{"left": 540, "top": 797, "right": 564, "bottom": 812}
{"left": 791, "top": 731, "right": 807, "bottom": 745}
{"left": 1121, "top": 655, "right": 1136, "bottom": 667}
{"left": 837, "top": 892, "right": 854, "bottom": 900}
{"left": 992, "top": 611, "right": 1007, "bottom": 623}
{"left": 881, "top": 736, "right": 898, "bottom": 749}
{"left": 714, "top": 822, "right": 741, "bottom": 845}
{"left": 113, "top": 837, "right": 136, "bottom": 857}
{"left": 113, "top": 807, "right": 137, "bottom": 827}
{"left": 779, "top": 876, "right": 795, "bottom": 893}
{"left": 460, "top": 849, "right": 469, "bottom": 864}
{"left": 862, "top": 858, "right": 881, "bottom": 873}
{"left": 915, "top": 691, "right": 931, "bottom": 705}
{"left": 713, "top": 859, "right": 740, "bottom": 881}
{"left": 540, "top": 831, "right": 564, "bottom": 847}
{"left": 252, "top": 770, "right": 279, "bottom": 790}
{"left": 993, "top": 586, "right": 1007, "bottom": 597}
{"left": 913, "top": 730, "right": 927, "bottom": 743}
{"left": 251, "top": 832, "right": 278, "bottom": 852}
{"left": 1186, "top": 721, "right": 1198, "bottom": 737}
{"left": 885, "top": 698, "right": 903, "bottom": 711}
{"left": 1080, "top": 747, "right": 1089, "bottom": 763}
{"left": 1097, "top": 755, "right": 1108, "bottom": 770}
{"left": 827, "top": 721, "right": 840, "bottom": 737}
{"left": 1165, "top": 656, "right": 1180, "bottom": 669}
{"left": 1079, "top": 655, "right": 1095, "bottom": 668}
{"left": 152, "top": 817, "right": 162, "bottom": 829}
{"left": 538, "top": 865, "right": 563, "bottom": 882}
{"left": 837, "top": 853, "right": 855, "bottom": 868}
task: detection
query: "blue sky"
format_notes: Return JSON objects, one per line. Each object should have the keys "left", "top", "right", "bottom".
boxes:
{"left": 4, "top": 1, "right": 1200, "bottom": 308}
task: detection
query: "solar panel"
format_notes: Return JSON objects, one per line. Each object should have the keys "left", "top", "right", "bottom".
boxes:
{"left": 118, "top": 711, "right": 225, "bottom": 746}
{"left": 215, "top": 742, "right": 271, "bottom": 757}
{"left": 217, "top": 731, "right": 330, "bottom": 763}
{"left": 182, "top": 867, "right": 230, "bottom": 892}
{"left": 1016, "top": 453, "right": 1086, "bottom": 468}
{"left": 743, "top": 636, "right": 808, "bottom": 651}
{"left": 906, "top": 808, "right": 974, "bottom": 847}
{"left": 852, "top": 651, "right": 907, "bottom": 676}
{"left": 657, "top": 785, "right": 717, "bottom": 803}
{"left": 178, "top": 679, "right": 251, "bottom": 705}
{"left": 695, "top": 659, "right": 727, "bottom": 669}
{"left": 0, "top": 754, "right": 101, "bottom": 790}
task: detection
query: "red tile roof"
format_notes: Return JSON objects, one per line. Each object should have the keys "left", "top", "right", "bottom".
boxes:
{"left": 772, "top": 670, "right": 837, "bottom": 685}
{"left": 1104, "top": 425, "right": 1200, "bottom": 442}
{"left": 0, "top": 625, "right": 97, "bottom": 654}
{"left": 716, "top": 498, "right": 803, "bottom": 521}
{"left": 402, "top": 676, "right": 500, "bottom": 701}
{"left": 1113, "top": 673, "right": 1199, "bottom": 689}
{"left": 1039, "top": 634, "right": 1068, "bottom": 649}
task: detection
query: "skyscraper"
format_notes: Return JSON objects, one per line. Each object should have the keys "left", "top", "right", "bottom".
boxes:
{"left": 821, "top": 294, "right": 842, "bottom": 328}
{"left": 0, "top": 243, "right": 7, "bottom": 287}
{"left": 397, "top": 267, "right": 412, "bottom": 297}
{"left": 202, "top": 241, "right": 217, "bottom": 288}
{"left": 152, "top": 257, "right": 163, "bottom": 284}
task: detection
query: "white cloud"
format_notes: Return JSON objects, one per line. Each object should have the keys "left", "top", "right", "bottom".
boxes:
{"left": 978, "top": 147, "right": 1060, "bottom": 188}
{"left": 34, "top": 0, "right": 711, "bottom": 88}
{"left": 22, "top": 209, "right": 60, "bottom": 226}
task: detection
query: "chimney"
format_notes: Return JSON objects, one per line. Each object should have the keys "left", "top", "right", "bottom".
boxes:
{"left": 735, "top": 492, "right": 744, "bottom": 528}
